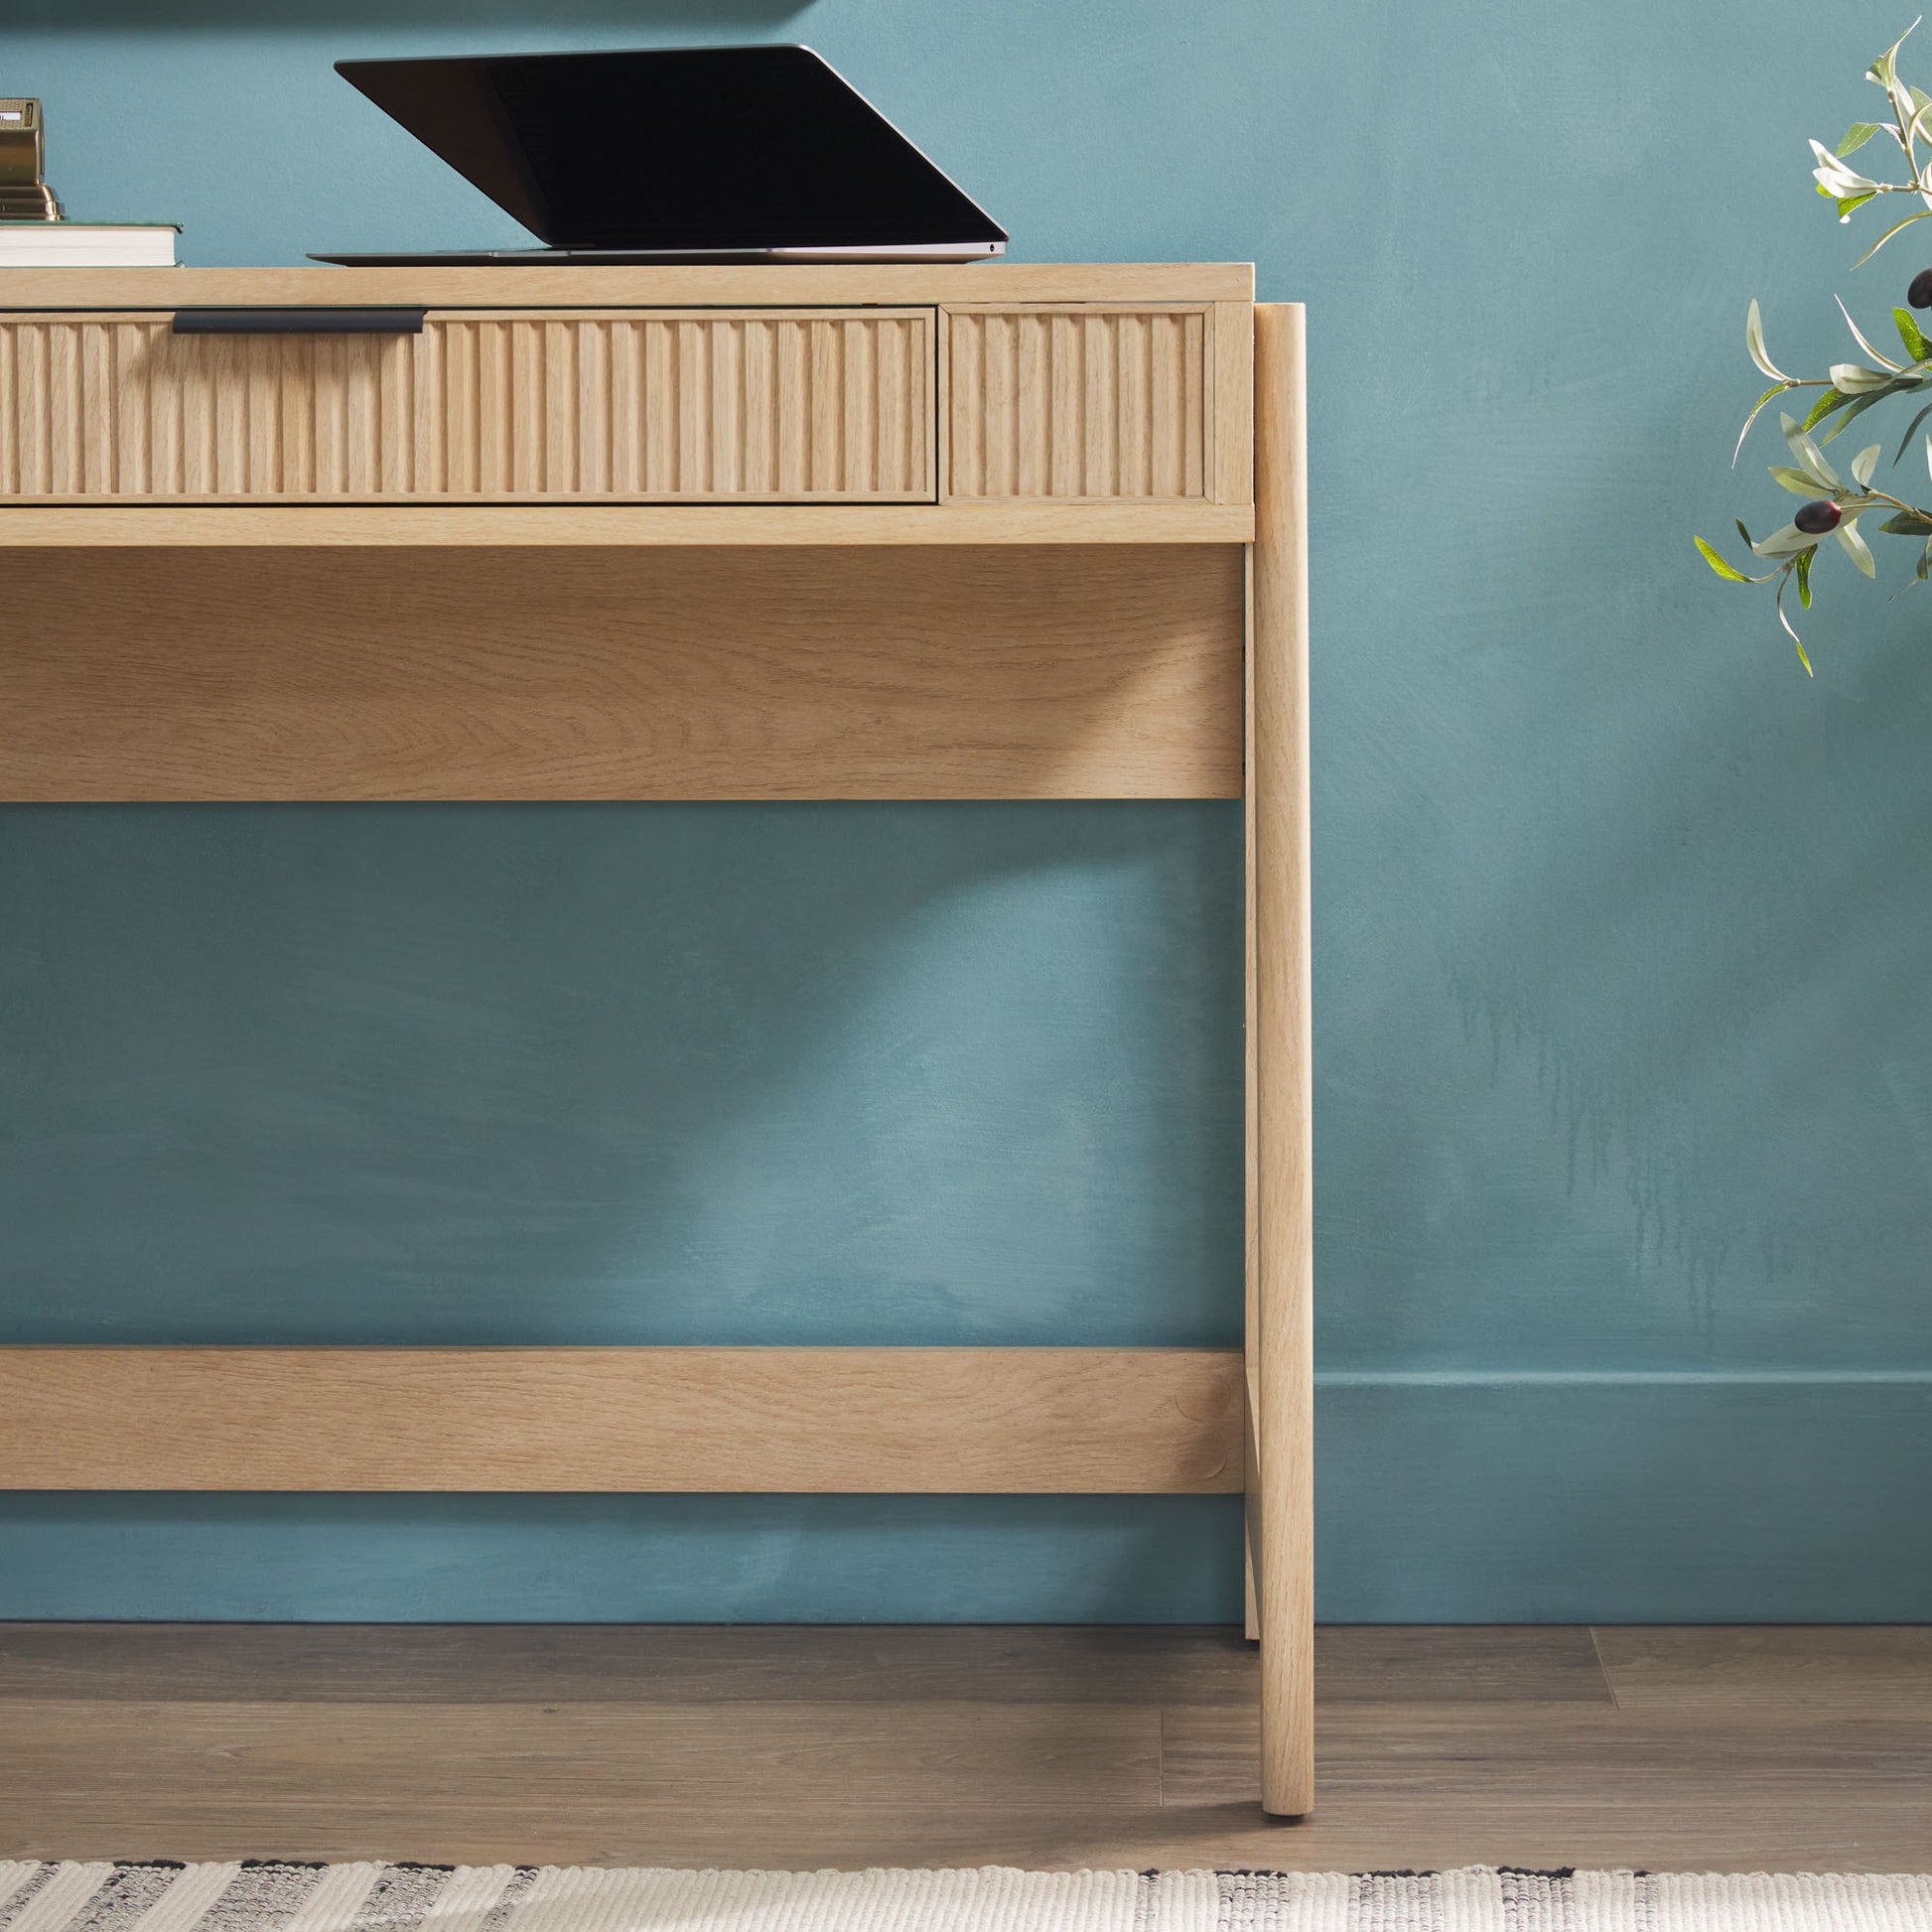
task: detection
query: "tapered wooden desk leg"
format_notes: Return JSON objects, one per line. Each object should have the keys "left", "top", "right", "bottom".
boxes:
{"left": 1244, "top": 542, "right": 1263, "bottom": 1651}
{"left": 1251, "top": 302, "right": 1313, "bottom": 1819}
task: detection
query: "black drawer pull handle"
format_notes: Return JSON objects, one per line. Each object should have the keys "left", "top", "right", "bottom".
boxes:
{"left": 172, "top": 307, "right": 427, "bottom": 336}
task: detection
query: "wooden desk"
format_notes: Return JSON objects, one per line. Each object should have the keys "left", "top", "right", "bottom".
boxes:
{"left": 0, "top": 264, "right": 1312, "bottom": 1817}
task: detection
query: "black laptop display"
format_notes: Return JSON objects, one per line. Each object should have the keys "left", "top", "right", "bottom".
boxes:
{"left": 314, "top": 45, "right": 1009, "bottom": 265}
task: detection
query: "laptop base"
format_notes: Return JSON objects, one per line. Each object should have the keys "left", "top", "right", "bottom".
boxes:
{"left": 310, "top": 242, "right": 1005, "bottom": 268}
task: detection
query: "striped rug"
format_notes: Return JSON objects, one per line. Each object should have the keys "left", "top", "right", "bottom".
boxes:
{"left": 4, "top": 1862, "right": 1930, "bottom": 1930}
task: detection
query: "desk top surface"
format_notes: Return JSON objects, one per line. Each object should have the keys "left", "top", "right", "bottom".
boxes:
{"left": 0, "top": 262, "right": 1256, "bottom": 311}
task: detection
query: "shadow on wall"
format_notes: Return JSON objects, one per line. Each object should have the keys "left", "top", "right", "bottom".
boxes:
{"left": 0, "top": 1490, "right": 1248, "bottom": 1622}
{"left": 0, "top": 797, "right": 1242, "bottom": 1349}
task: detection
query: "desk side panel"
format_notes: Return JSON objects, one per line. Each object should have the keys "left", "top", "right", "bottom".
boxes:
{"left": 0, "top": 545, "right": 1243, "bottom": 800}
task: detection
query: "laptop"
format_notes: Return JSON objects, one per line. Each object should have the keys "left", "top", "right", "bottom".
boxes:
{"left": 312, "top": 45, "right": 1009, "bottom": 266}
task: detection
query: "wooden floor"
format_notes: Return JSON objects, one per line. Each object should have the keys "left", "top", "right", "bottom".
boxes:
{"left": 1, "top": 1624, "right": 1928, "bottom": 1872}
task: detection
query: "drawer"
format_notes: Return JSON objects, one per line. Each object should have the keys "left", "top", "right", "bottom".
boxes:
{"left": 946, "top": 306, "right": 1211, "bottom": 500}
{"left": 0, "top": 307, "right": 936, "bottom": 503}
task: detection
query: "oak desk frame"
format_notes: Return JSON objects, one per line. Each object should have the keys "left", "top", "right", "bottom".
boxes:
{"left": 0, "top": 265, "right": 1312, "bottom": 1818}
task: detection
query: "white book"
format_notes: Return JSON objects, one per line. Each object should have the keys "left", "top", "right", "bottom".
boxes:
{"left": 0, "top": 222, "right": 179, "bottom": 267}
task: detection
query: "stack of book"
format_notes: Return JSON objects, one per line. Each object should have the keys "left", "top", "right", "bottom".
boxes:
{"left": 1, "top": 98, "right": 177, "bottom": 265}
{"left": 0, "top": 222, "right": 179, "bottom": 267}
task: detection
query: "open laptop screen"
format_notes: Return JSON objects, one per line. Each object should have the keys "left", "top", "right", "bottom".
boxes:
{"left": 337, "top": 46, "right": 1008, "bottom": 253}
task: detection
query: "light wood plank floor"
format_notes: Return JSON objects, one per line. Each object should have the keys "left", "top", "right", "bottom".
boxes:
{"left": 2, "top": 1624, "right": 1928, "bottom": 1872}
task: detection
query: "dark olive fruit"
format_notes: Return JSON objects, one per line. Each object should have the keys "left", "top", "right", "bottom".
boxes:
{"left": 1910, "top": 266, "right": 1932, "bottom": 307}
{"left": 1795, "top": 498, "right": 1843, "bottom": 534}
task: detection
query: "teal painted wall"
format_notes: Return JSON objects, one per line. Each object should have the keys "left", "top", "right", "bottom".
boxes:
{"left": 4, "top": 0, "right": 1931, "bottom": 1620}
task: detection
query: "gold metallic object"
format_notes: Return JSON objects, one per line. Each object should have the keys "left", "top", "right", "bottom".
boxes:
{"left": 0, "top": 99, "right": 63, "bottom": 221}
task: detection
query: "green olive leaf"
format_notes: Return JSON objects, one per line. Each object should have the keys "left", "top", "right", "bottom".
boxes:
{"left": 1746, "top": 300, "right": 1787, "bottom": 380}
{"left": 1782, "top": 413, "right": 1842, "bottom": 485}
{"left": 1834, "top": 297, "right": 1905, "bottom": 370}
{"left": 1754, "top": 520, "right": 1825, "bottom": 558}
{"left": 1775, "top": 573, "right": 1815, "bottom": 677}
{"left": 1870, "top": 23, "right": 1919, "bottom": 98}
{"left": 1886, "top": 401, "right": 1932, "bottom": 466}
{"left": 1802, "top": 387, "right": 1850, "bottom": 432}
{"left": 1814, "top": 139, "right": 1878, "bottom": 198}
{"left": 1819, "top": 383, "right": 1906, "bottom": 443}
{"left": 1695, "top": 536, "right": 1752, "bottom": 582}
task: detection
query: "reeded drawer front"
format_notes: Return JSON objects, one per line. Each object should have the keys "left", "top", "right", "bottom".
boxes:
{"left": 0, "top": 308, "right": 936, "bottom": 503}
{"left": 946, "top": 306, "right": 1209, "bottom": 500}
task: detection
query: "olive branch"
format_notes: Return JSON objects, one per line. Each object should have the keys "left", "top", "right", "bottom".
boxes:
{"left": 1698, "top": 21, "right": 1932, "bottom": 673}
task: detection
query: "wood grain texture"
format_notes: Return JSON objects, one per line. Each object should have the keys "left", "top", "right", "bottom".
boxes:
{"left": 1252, "top": 303, "right": 1314, "bottom": 1817}
{"left": 0, "top": 501, "right": 1254, "bottom": 546}
{"left": 0, "top": 1625, "right": 1615, "bottom": 1710}
{"left": 1162, "top": 1704, "right": 1932, "bottom": 1807}
{"left": 1, "top": 1626, "right": 1924, "bottom": 1871}
{"left": 1243, "top": 548, "right": 1260, "bottom": 1647}
{"left": 945, "top": 308, "right": 1208, "bottom": 499}
{"left": 0, "top": 311, "right": 933, "bottom": 503}
{"left": 1592, "top": 1626, "right": 1932, "bottom": 1713}
{"left": 0, "top": 1625, "right": 1264, "bottom": 1708}
{"left": 11, "top": 1792, "right": 1930, "bottom": 1874}
{"left": 0, "top": 264, "right": 1255, "bottom": 311}
{"left": 0, "top": 544, "right": 1243, "bottom": 801}
{"left": 1212, "top": 302, "right": 1256, "bottom": 508}
{"left": 0, "top": 1347, "right": 1244, "bottom": 1492}
{"left": 14, "top": 1790, "right": 1926, "bottom": 1874}
{"left": 0, "top": 1699, "right": 1163, "bottom": 1811}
